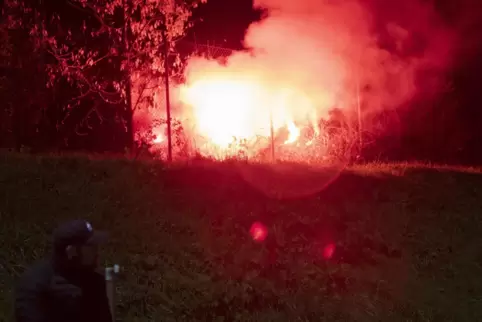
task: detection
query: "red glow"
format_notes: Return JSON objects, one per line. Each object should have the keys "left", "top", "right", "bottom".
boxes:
{"left": 133, "top": 0, "right": 454, "bottom": 162}
{"left": 250, "top": 222, "right": 268, "bottom": 242}
{"left": 152, "top": 130, "right": 164, "bottom": 144}
{"left": 323, "top": 243, "right": 336, "bottom": 259}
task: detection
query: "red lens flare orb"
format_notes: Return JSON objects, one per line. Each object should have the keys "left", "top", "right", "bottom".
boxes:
{"left": 250, "top": 222, "right": 268, "bottom": 242}
{"left": 322, "top": 243, "right": 336, "bottom": 259}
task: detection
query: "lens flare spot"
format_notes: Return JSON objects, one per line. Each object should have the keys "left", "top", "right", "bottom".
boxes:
{"left": 250, "top": 222, "right": 268, "bottom": 242}
{"left": 323, "top": 243, "right": 336, "bottom": 259}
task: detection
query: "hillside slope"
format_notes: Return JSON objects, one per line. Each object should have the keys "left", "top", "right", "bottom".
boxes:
{"left": 1, "top": 154, "right": 482, "bottom": 321}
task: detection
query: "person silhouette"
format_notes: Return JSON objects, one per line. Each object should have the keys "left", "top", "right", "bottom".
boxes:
{"left": 15, "top": 219, "right": 112, "bottom": 322}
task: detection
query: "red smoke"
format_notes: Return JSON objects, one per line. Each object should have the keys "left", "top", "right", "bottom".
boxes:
{"left": 138, "top": 0, "right": 456, "bottom": 160}
{"left": 248, "top": 0, "right": 454, "bottom": 112}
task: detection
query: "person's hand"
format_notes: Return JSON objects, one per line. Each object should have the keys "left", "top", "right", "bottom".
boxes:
{"left": 49, "top": 276, "right": 82, "bottom": 299}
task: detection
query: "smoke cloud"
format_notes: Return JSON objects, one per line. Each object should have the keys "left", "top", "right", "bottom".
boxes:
{"left": 139, "top": 0, "right": 458, "bottom": 159}
{"left": 256, "top": 0, "right": 454, "bottom": 109}
{"left": 184, "top": 0, "right": 455, "bottom": 120}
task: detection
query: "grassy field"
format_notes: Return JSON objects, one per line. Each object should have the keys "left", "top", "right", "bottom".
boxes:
{"left": 1, "top": 153, "right": 482, "bottom": 321}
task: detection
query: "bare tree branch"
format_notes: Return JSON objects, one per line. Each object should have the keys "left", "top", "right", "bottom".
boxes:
{"left": 66, "top": 0, "right": 116, "bottom": 32}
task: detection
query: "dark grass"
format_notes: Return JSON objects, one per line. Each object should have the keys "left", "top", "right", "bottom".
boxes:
{"left": 1, "top": 153, "right": 482, "bottom": 321}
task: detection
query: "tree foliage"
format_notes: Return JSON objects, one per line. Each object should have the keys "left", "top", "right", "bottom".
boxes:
{"left": 3, "top": 0, "right": 206, "bottom": 150}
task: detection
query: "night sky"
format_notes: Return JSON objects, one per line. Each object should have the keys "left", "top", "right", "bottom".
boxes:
{"left": 188, "top": 0, "right": 263, "bottom": 49}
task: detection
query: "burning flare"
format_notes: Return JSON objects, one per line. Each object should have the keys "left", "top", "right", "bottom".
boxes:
{"left": 178, "top": 68, "right": 328, "bottom": 158}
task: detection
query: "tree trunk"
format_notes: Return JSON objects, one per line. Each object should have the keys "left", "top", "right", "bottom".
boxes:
{"left": 124, "top": 71, "right": 134, "bottom": 152}
{"left": 122, "top": 0, "right": 133, "bottom": 152}
{"left": 162, "top": 29, "right": 172, "bottom": 162}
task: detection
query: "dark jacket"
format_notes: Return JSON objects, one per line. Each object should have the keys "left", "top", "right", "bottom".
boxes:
{"left": 15, "top": 256, "right": 112, "bottom": 322}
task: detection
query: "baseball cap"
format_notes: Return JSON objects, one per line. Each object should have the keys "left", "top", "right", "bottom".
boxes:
{"left": 53, "top": 219, "right": 108, "bottom": 250}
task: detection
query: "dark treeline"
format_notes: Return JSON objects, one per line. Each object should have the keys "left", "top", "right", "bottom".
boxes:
{"left": 1, "top": 0, "right": 127, "bottom": 152}
{"left": 1, "top": 0, "right": 481, "bottom": 165}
